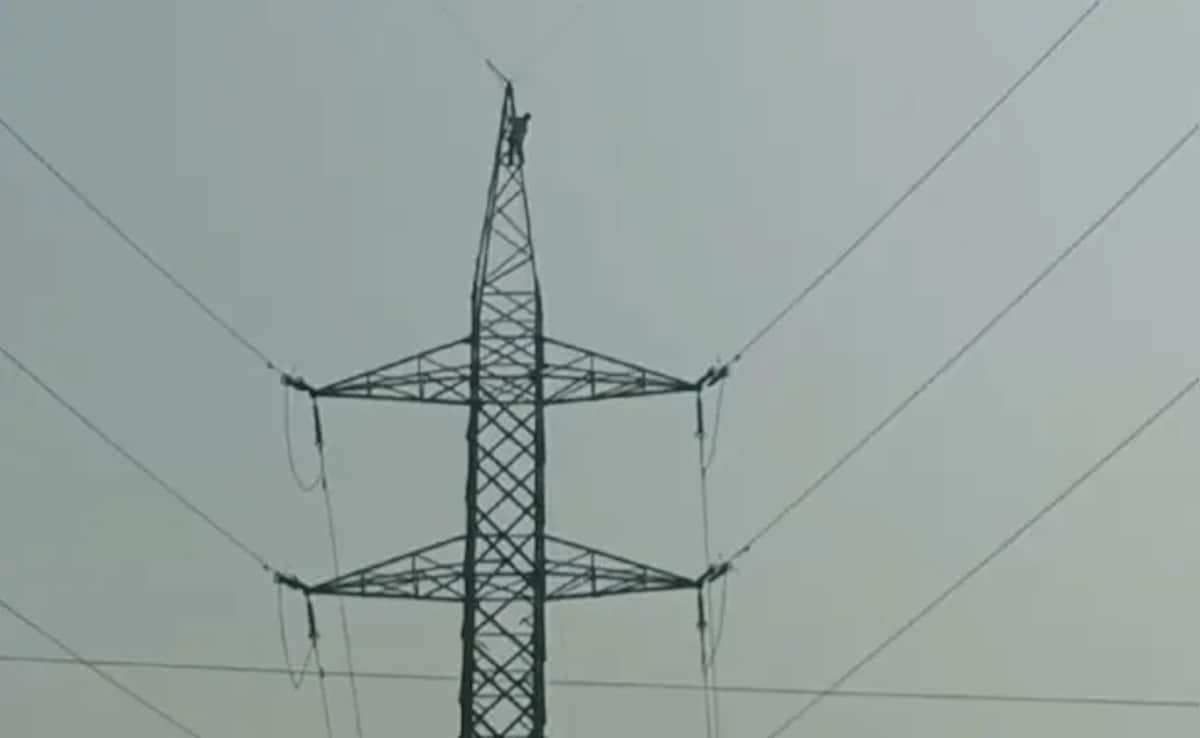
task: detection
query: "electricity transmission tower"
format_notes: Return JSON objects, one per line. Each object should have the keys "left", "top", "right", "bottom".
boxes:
{"left": 281, "top": 81, "right": 727, "bottom": 738}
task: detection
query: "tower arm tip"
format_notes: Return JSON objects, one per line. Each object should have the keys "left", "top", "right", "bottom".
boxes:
{"left": 696, "top": 561, "right": 732, "bottom": 587}
{"left": 274, "top": 572, "right": 311, "bottom": 593}
{"left": 540, "top": 336, "right": 702, "bottom": 405}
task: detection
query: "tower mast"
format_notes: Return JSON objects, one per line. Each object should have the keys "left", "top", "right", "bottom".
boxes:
{"left": 282, "top": 82, "right": 726, "bottom": 738}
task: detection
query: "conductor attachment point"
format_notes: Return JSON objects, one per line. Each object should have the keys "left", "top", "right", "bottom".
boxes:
{"left": 281, "top": 373, "right": 315, "bottom": 394}
{"left": 697, "top": 561, "right": 732, "bottom": 587}
{"left": 274, "top": 572, "right": 310, "bottom": 593}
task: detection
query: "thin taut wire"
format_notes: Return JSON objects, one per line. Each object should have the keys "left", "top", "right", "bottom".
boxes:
{"left": 0, "top": 114, "right": 280, "bottom": 373}
{"left": 727, "top": 0, "right": 1103, "bottom": 366}
{"left": 0, "top": 342, "right": 274, "bottom": 572}
{"left": 0, "top": 595, "right": 204, "bottom": 737}
{"left": 314, "top": 642, "right": 336, "bottom": 738}
{"left": 764, "top": 373, "right": 1200, "bottom": 737}
{"left": 319, "top": 467, "right": 366, "bottom": 737}
{"left": 4, "top": 653, "right": 1198, "bottom": 709}
{"left": 731, "top": 120, "right": 1200, "bottom": 563}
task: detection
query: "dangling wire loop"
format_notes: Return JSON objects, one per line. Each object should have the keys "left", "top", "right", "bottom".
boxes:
{"left": 283, "top": 379, "right": 322, "bottom": 493}
{"left": 276, "top": 581, "right": 314, "bottom": 689}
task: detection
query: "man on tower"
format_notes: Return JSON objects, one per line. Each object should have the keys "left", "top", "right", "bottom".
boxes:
{"left": 506, "top": 111, "right": 531, "bottom": 167}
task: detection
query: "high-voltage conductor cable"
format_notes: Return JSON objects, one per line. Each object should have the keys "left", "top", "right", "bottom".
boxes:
{"left": 287, "top": 393, "right": 365, "bottom": 736}
{"left": 0, "top": 595, "right": 204, "bottom": 737}
{"left": 695, "top": 384, "right": 730, "bottom": 738}
{"left": 0, "top": 342, "right": 275, "bottom": 573}
{"left": 0, "top": 114, "right": 281, "bottom": 373}
{"left": 725, "top": 0, "right": 1102, "bottom": 368}
{"left": 764, "top": 372, "right": 1200, "bottom": 737}
{"left": 318, "top": 472, "right": 367, "bottom": 737}
{"left": 729, "top": 120, "right": 1199, "bottom": 564}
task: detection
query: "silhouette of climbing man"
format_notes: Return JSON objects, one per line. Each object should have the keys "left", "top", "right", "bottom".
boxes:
{"left": 506, "top": 112, "right": 531, "bottom": 167}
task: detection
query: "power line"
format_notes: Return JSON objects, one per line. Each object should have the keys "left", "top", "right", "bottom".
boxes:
{"left": 516, "top": 0, "right": 594, "bottom": 86}
{"left": 727, "top": 0, "right": 1102, "bottom": 366}
{"left": 289, "top": 395, "right": 365, "bottom": 734}
{"left": 0, "top": 114, "right": 280, "bottom": 373}
{"left": 0, "top": 601, "right": 203, "bottom": 737}
{"left": 429, "top": 0, "right": 491, "bottom": 72}
{"left": 425, "top": 0, "right": 596, "bottom": 91}
{"left": 318, "top": 473, "right": 366, "bottom": 737}
{"left": 696, "top": 386, "right": 730, "bottom": 738}
{"left": 2, "top": 654, "right": 1196, "bottom": 710}
{"left": 284, "top": 384, "right": 322, "bottom": 493}
{"left": 730, "top": 120, "right": 1200, "bottom": 563}
{"left": 276, "top": 583, "right": 316, "bottom": 689}
{"left": 314, "top": 643, "right": 336, "bottom": 738}
{"left": 0, "top": 342, "right": 274, "bottom": 573}
{"left": 764, "top": 373, "right": 1200, "bottom": 738}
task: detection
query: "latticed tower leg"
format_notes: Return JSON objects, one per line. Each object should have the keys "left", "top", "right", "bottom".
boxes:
{"left": 461, "top": 83, "right": 546, "bottom": 738}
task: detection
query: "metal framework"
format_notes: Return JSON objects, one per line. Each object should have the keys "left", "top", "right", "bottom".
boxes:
{"left": 282, "top": 82, "right": 726, "bottom": 738}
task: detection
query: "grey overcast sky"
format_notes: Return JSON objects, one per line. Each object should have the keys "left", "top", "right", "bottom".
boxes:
{"left": 3, "top": 0, "right": 1200, "bottom": 735}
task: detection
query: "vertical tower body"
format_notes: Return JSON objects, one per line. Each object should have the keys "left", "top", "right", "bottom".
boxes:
{"left": 461, "top": 85, "right": 547, "bottom": 738}
{"left": 280, "top": 82, "right": 724, "bottom": 738}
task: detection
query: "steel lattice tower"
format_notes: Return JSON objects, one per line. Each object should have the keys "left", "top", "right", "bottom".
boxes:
{"left": 282, "top": 82, "right": 726, "bottom": 738}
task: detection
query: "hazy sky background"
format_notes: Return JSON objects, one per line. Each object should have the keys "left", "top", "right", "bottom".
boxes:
{"left": 3, "top": 0, "right": 1200, "bottom": 735}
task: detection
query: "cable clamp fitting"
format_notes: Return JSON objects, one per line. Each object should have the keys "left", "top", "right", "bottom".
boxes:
{"left": 697, "top": 561, "right": 732, "bottom": 587}
{"left": 281, "top": 372, "right": 316, "bottom": 394}
{"left": 274, "top": 572, "right": 311, "bottom": 593}
{"left": 697, "top": 364, "right": 730, "bottom": 389}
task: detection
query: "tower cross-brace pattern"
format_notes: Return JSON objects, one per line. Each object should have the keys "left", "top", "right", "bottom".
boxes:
{"left": 282, "top": 83, "right": 726, "bottom": 738}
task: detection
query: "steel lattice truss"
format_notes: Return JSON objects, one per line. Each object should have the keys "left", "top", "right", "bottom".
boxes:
{"left": 299, "top": 534, "right": 696, "bottom": 603}
{"left": 281, "top": 83, "right": 725, "bottom": 738}
{"left": 300, "top": 336, "right": 697, "bottom": 406}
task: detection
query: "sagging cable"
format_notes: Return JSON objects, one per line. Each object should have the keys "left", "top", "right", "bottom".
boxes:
{"left": 306, "top": 594, "right": 336, "bottom": 738}
{"left": 277, "top": 581, "right": 315, "bottom": 689}
{"left": 283, "top": 379, "right": 324, "bottom": 493}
